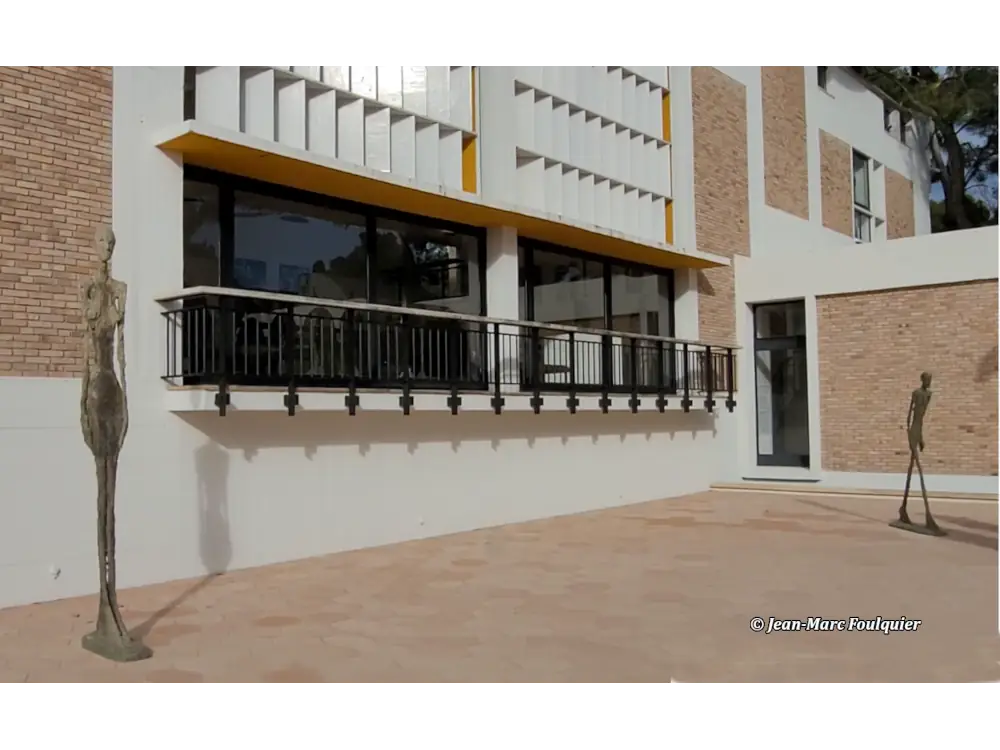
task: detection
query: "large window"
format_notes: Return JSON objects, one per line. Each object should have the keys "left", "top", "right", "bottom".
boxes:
{"left": 373, "top": 218, "right": 481, "bottom": 315}
{"left": 183, "top": 181, "right": 221, "bottom": 287}
{"left": 518, "top": 241, "right": 675, "bottom": 392}
{"left": 519, "top": 242, "right": 673, "bottom": 336}
{"left": 233, "top": 191, "right": 367, "bottom": 299}
{"left": 182, "top": 168, "right": 486, "bottom": 316}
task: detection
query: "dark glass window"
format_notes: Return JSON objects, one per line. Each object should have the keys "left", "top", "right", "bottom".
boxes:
{"left": 181, "top": 170, "right": 487, "bottom": 317}
{"left": 518, "top": 243, "right": 674, "bottom": 337}
{"left": 373, "top": 218, "right": 481, "bottom": 315}
{"left": 183, "top": 181, "right": 220, "bottom": 287}
{"left": 232, "top": 191, "right": 367, "bottom": 299}
{"left": 527, "top": 247, "right": 605, "bottom": 329}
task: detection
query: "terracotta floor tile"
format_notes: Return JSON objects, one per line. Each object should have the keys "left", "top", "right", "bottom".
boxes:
{"left": 1, "top": 490, "right": 997, "bottom": 682}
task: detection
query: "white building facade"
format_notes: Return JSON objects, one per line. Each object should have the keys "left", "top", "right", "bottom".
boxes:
{"left": 0, "top": 66, "right": 995, "bottom": 609}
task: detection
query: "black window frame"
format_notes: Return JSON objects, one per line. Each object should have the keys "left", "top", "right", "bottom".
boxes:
{"left": 817, "top": 66, "right": 828, "bottom": 91}
{"left": 183, "top": 165, "right": 488, "bottom": 318}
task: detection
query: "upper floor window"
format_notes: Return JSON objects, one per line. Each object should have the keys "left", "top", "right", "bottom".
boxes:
{"left": 852, "top": 150, "right": 872, "bottom": 243}
{"left": 817, "top": 66, "right": 829, "bottom": 91}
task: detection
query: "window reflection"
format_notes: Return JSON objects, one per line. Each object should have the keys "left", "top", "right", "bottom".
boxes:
{"left": 528, "top": 248, "right": 605, "bottom": 328}
{"left": 232, "top": 191, "right": 367, "bottom": 300}
{"left": 373, "top": 218, "right": 481, "bottom": 315}
{"left": 183, "top": 181, "right": 220, "bottom": 287}
{"left": 608, "top": 262, "right": 669, "bottom": 336}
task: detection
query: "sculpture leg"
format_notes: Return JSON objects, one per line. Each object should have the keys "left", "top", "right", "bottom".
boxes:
{"left": 82, "top": 454, "right": 151, "bottom": 662}
{"left": 103, "top": 454, "right": 131, "bottom": 637}
{"left": 93, "top": 456, "right": 112, "bottom": 636}
{"left": 899, "top": 453, "right": 915, "bottom": 524}
{"left": 914, "top": 451, "right": 940, "bottom": 532}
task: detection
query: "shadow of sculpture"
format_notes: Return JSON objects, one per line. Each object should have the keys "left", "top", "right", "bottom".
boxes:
{"left": 130, "top": 574, "right": 221, "bottom": 642}
{"left": 195, "top": 440, "right": 232, "bottom": 575}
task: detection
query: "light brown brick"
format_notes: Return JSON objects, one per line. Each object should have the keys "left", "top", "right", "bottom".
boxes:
{"left": 819, "top": 130, "right": 852, "bottom": 236}
{"left": 0, "top": 66, "right": 111, "bottom": 377}
{"left": 885, "top": 167, "right": 915, "bottom": 239}
{"left": 692, "top": 67, "right": 750, "bottom": 346}
{"left": 817, "top": 280, "right": 998, "bottom": 476}
{"left": 761, "top": 67, "right": 809, "bottom": 220}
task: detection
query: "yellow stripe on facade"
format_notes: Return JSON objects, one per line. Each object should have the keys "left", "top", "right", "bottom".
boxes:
{"left": 664, "top": 199, "right": 674, "bottom": 245}
{"left": 661, "top": 90, "right": 671, "bottom": 143}
{"left": 461, "top": 67, "right": 478, "bottom": 194}
{"left": 160, "top": 128, "right": 724, "bottom": 271}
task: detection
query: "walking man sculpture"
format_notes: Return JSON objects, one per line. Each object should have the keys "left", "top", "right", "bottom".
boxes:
{"left": 80, "top": 225, "right": 152, "bottom": 661}
{"left": 891, "top": 371, "right": 945, "bottom": 536}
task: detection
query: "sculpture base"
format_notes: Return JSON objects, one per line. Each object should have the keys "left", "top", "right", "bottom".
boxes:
{"left": 82, "top": 630, "right": 153, "bottom": 663}
{"left": 889, "top": 519, "right": 947, "bottom": 537}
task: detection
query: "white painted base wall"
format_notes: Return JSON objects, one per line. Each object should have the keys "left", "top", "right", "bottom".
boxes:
{"left": 0, "top": 377, "right": 738, "bottom": 609}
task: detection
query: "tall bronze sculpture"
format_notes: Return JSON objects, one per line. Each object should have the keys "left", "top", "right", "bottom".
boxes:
{"left": 80, "top": 225, "right": 152, "bottom": 661}
{"left": 890, "top": 371, "right": 946, "bottom": 537}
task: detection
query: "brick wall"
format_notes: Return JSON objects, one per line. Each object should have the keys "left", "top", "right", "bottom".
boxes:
{"left": 885, "top": 167, "right": 916, "bottom": 239}
{"left": 692, "top": 67, "right": 750, "bottom": 346}
{"left": 819, "top": 130, "right": 852, "bottom": 237}
{"left": 0, "top": 66, "right": 112, "bottom": 377}
{"left": 817, "top": 280, "right": 998, "bottom": 476}
{"left": 761, "top": 67, "right": 809, "bottom": 220}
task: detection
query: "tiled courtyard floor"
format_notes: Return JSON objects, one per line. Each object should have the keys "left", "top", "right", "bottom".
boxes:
{"left": 1, "top": 490, "right": 997, "bottom": 682}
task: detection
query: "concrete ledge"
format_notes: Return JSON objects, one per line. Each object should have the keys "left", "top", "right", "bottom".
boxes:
{"left": 711, "top": 481, "right": 998, "bottom": 503}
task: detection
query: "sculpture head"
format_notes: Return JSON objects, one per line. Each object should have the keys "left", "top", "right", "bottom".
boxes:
{"left": 94, "top": 225, "right": 116, "bottom": 265}
{"left": 920, "top": 371, "right": 932, "bottom": 389}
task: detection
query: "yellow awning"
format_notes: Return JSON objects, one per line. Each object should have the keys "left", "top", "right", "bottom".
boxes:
{"left": 157, "top": 121, "right": 728, "bottom": 272}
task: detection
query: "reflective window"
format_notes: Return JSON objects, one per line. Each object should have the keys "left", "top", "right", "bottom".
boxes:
{"left": 754, "top": 301, "right": 806, "bottom": 339}
{"left": 373, "top": 218, "right": 481, "bottom": 315}
{"left": 608, "top": 262, "right": 669, "bottom": 336}
{"left": 528, "top": 247, "right": 605, "bottom": 329}
{"left": 183, "top": 181, "right": 220, "bottom": 287}
{"left": 232, "top": 191, "right": 367, "bottom": 300}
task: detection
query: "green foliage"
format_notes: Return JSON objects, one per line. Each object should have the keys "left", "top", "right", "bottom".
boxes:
{"left": 858, "top": 66, "right": 998, "bottom": 231}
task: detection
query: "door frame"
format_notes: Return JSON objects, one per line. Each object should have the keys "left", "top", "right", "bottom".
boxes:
{"left": 752, "top": 302, "right": 811, "bottom": 468}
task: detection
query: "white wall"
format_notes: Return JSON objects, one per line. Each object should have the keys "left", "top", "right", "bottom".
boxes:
{"left": 735, "top": 227, "right": 999, "bottom": 491}
{"left": 0, "top": 67, "right": 737, "bottom": 610}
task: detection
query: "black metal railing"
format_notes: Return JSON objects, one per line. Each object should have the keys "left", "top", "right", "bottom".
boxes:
{"left": 159, "top": 288, "right": 738, "bottom": 416}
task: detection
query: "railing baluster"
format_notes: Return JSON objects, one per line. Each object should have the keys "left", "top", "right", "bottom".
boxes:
{"left": 599, "top": 333, "right": 611, "bottom": 414}
{"left": 345, "top": 310, "right": 359, "bottom": 415}
{"left": 491, "top": 322, "right": 504, "bottom": 415}
{"left": 725, "top": 347, "right": 737, "bottom": 412}
{"left": 681, "top": 342, "right": 691, "bottom": 413}
{"left": 530, "top": 326, "right": 543, "bottom": 414}
{"left": 656, "top": 339, "right": 666, "bottom": 412}
{"left": 283, "top": 308, "right": 298, "bottom": 416}
{"left": 704, "top": 344, "right": 715, "bottom": 414}
{"left": 215, "top": 298, "right": 231, "bottom": 417}
{"left": 399, "top": 316, "right": 413, "bottom": 415}
{"left": 628, "top": 338, "right": 640, "bottom": 414}
{"left": 566, "top": 331, "right": 579, "bottom": 414}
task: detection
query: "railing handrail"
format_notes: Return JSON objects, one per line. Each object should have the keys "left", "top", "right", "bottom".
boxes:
{"left": 156, "top": 285, "right": 741, "bottom": 351}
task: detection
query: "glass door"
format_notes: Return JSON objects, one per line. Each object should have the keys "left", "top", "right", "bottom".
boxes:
{"left": 753, "top": 302, "right": 810, "bottom": 468}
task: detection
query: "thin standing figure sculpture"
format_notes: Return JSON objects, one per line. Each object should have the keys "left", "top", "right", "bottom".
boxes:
{"left": 80, "top": 225, "right": 152, "bottom": 661}
{"left": 892, "top": 371, "right": 945, "bottom": 536}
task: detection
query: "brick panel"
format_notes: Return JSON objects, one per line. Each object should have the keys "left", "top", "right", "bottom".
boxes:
{"left": 817, "top": 280, "right": 998, "bottom": 476}
{"left": 885, "top": 167, "right": 915, "bottom": 239}
{"left": 0, "top": 66, "right": 112, "bottom": 377}
{"left": 692, "top": 67, "right": 750, "bottom": 346}
{"left": 761, "top": 67, "right": 809, "bottom": 220}
{"left": 819, "top": 130, "right": 852, "bottom": 236}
